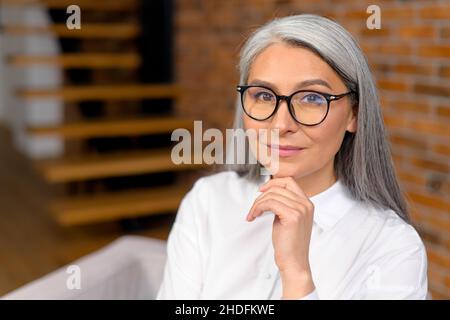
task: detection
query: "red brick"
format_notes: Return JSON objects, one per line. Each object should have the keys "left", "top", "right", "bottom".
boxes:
{"left": 440, "top": 66, "right": 450, "bottom": 78}
{"left": 378, "top": 79, "right": 408, "bottom": 92}
{"left": 385, "top": 100, "right": 431, "bottom": 113}
{"left": 432, "top": 143, "right": 450, "bottom": 157}
{"left": 373, "top": 63, "right": 433, "bottom": 76}
{"left": 429, "top": 288, "right": 448, "bottom": 300}
{"left": 393, "top": 63, "right": 434, "bottom": 76}
{"left": 427, "top": 246, "right": 450, "bottom": 269}
{"left": 389, "top": 133, "right": 428, "bottom": 150}
{"left": 360, "top": 27, "right": 390, "bottom": 37}
{"left": 410, "top": 157, "right": 449, "bottom": 174}
{"left": 428, "top": 215, "right": 450, "bottom": 234}
{"left": 378, "top": 43, "right": 412, "bottom": 56}
{"left": 445, "top": 275, "right": 450, "bottom": 290}
{"left": 407, "top": 191, "right": 450, "bottom": 212}
{"left": 419, "top": 45, "right": 450, "bottom": 58}
{"left": 383, "top": 7, "right": 415, "bottom": 20}
{"left": 342, "top": 10, "right": 368, "bottom": 20}
{"left": 383, "top": 114, "right": 408, "bottom": 128}
{"left": 414, "top": 83, "right": 450, "bottom": 98}
{"left": 428, "top": 265, "right": 444, "bottom": 286}
{"left": 391, "top": 152, "right": 405, "bottom": 166}
{"left": 436, "top": 105, "right": 450, "bottom": 118}
{"left": 441, "top": 27, "right": 450, "bottom": 39}
{"left": 397, "top": 25, "right": 436, "bottom": 38}
{"left": 408, "top": 119, "right": 450, "bottom": 137}
{"left": 420, "top": 5, "right": 450, "bottom": 19}
{"left": 397, "top": 170, "right": 427, "bottom": 187}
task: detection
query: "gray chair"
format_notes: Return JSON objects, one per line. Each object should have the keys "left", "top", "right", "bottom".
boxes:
{"left": 2, "top": 236, "right": 167, "bottom": 300}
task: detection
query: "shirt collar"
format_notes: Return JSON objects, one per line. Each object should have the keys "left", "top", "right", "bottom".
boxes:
{"left": 309, "top": 179, "right": 356, "bottom": 232}
{"left": 258, "top": 174, "right": 355, "bottom": 232}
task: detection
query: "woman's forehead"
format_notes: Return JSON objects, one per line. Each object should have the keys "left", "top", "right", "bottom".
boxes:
{"left": 248, "top": 44, "right": 344, "bottom": 91}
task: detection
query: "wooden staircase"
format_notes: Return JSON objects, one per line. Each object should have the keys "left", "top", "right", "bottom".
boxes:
{"left": 36, "top": 149, "right": 203, "bottom": 183}
{"left": 18, "top": 83, "right": 182, "bottom": 101}
{"left": 9, "top": 53, "right": 141, "bottom": 69}
{"left": 2, "top": 0, "right": 206, "bottom": 226}
{"left": 4, "top": 23, "right": 140, "bottom": 38}
{"left": 28, "top": 117, "right": 193, "bottom": 139}
{"left": 51, "top": 184, "right": 191, "bottom": 226}
{"left": 1, "top": 0, "right": 139, "bottom": 11}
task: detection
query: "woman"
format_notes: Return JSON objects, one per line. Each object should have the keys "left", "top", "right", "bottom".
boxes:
{"left": 157, "top": 14, "right": 428, "bottom": 300}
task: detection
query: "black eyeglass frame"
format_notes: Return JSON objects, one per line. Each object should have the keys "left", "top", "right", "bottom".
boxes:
{"left": 236, "top": 85, "right": 356, "bottom": 126}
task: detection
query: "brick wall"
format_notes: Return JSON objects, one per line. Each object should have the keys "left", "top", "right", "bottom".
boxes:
{"left": 174, "top": 0, "right": 450, "bottom": 299}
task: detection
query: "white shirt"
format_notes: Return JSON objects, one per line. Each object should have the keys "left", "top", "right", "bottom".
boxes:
{"left": 157, "top": 171, "right": 428, "bottom": 300}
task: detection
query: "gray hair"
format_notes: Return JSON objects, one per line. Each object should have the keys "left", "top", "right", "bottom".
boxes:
{"left": 226, "top": 14, "right": 410, "bottom": 222}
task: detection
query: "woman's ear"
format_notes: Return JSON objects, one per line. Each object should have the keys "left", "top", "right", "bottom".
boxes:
{"left": 346, "top": 105, "right": 358, "bottom": 133}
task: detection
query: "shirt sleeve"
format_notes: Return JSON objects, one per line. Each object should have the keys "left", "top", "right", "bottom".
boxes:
{"left": 156, "top": 179, "right": 205, "bottom": 300}
{"left": 356, "top": 228, "right": 428, "bottom": 300}
{"left": 296, "top": 237, "right": 427, "bottom": 300}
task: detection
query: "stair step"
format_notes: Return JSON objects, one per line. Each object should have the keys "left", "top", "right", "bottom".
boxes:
{"left": 36, "top": 149, "right": 205, "bottom": 183}
{"left": 51, "top": 184, "right": 189, "bottom": 226}
{"left": 18, "top": 84, "right": 181, "bottom": 101}
{"left": 9, "top": 53, "right": 141, "bottom": 69}
{"left": 28, "top": 117, "right": 193, "bottom": 139}
{"left": 4, "top": 23, "right": 139, "bottom": 39}
{"left": 1, "top": 0, "right": 138, "bottom": 11}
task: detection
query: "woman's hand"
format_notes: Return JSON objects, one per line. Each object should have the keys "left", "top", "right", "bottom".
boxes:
{"left": 246, "top": 176, "right": 315, "bottom": 299}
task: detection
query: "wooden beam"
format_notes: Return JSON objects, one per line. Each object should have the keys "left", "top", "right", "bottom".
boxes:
{"left": 4, "top": 23, "right": 140, "bottom": 39}
{"left": 51, "top": 184, "right": 189, "bottom": 226}
{"left": 9, "top": 53, "right": 141, "bottom": 69}
{"left": 36, "top": 149, "right": 206, "bottom": 183}
{"left": 0, "top": 0, "right": 139, "bottom": 11}
{"left": 28, "top": 117, "right": 193, "bottom": 139}
{"left": 19, "top": 84, "right": 181, "bottom": 102}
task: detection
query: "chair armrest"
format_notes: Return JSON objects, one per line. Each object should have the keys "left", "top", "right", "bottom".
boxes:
{"left": 2, "top": 236, "right": 167, "bottom": 300}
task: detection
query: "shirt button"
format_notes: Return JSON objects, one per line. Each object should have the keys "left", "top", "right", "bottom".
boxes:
{"left": 265, "top": 273, "right": 272, "bottom": 279}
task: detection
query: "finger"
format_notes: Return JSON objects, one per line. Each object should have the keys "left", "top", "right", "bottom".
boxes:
{"left": 260, "top": 177, "right": 308, "bottom": 199}
{"left": 249, "top": 191, "right": 301, "bottom": 220}
{"left": 248, "top": 197, "right": 304, "bottom": 223}
{"left": 247, "top": 187, "right": 303, "bottom": 222}
{"left": 248, "top": 198, "right": 300, "bottom": 224}
{"left": 262, "top": 186, "right": 300, "bottom": 202}
{"left": 254, "top": 186, "right": 299, "bottom": 204}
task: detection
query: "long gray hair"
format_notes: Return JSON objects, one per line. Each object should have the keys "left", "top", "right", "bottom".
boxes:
{"left": 227, "top": 14, "right": 410, "bottom": 222}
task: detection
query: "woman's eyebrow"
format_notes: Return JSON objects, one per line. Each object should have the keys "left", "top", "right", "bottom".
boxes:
{"left": 248, "top": 79, "right": 333, "bottom": 91}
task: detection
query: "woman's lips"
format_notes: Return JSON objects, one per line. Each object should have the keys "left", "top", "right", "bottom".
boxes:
{"left": 267, "top": 144, "right": 305, "bottom": 157}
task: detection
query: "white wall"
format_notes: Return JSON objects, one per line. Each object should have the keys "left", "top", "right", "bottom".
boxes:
{"left": 0, "top": 4, "right": 64, "bottom": 158}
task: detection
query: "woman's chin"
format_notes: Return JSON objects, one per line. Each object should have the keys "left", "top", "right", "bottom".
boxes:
{"left": 264, "top": 164, "right": 305, "bottom": 179}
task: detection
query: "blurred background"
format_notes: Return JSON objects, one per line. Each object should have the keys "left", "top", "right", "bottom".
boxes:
{"left": 0, "top": 0, "right": 448, "bottom": 299}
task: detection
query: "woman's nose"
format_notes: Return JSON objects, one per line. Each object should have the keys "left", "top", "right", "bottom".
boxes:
{"left": 269, "top": 99, "right": 298, "bottom": 133}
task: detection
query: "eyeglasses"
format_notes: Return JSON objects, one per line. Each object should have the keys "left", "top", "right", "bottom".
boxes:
{"left": 237, "top": 85, "right": 355, "bottom": 126}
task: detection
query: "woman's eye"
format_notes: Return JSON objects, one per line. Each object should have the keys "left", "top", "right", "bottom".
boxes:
{"left": 302, "top": 93, "right": 325, "bottom": 105}
{"left": 254, "top": 91, "right": 274, "bottom": 102}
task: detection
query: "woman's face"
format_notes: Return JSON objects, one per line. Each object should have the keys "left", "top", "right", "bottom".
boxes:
{"left": 243, "top": 42, "right": 357, "bottom": 181}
